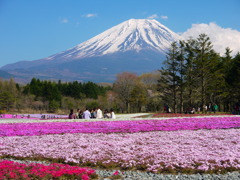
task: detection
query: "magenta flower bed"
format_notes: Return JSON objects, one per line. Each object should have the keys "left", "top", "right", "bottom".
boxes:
{"left": 0, "top": 114, "right": 38, "bottom": 120}
{"left": 0, "top": 114, "right": 67, "bottom": 120}
{"left": 0, "top": 160, "right": 95, "bottom": 180}
{"left": 0, "top": 116, "right": 240, "bottom": 136}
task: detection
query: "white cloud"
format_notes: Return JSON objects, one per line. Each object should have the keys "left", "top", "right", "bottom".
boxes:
{"left": 82, "top": 13, "right": 97, "bottom": 18}
{"left": 60, "top": 18, "right": 68, "bottom": 23}
{"left": 148, "top": 14, "right": 159, "bottom": 19}
{"left": 181, "top": 22, "right": 240, "bottom": 56}
{"left": 147, "top": 14, "right": 168, "bottom": 20}
{"left": 160, "top": 15, "right": 168, "bottom": 20}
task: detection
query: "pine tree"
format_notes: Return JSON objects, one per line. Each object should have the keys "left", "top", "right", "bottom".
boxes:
{"left": 158, "top": 42, "right": 180, "bottom": 113}
{"left": 229, "top": 53, "right": 240, "bottom": 99}
{"left": 184, "top": 38, "right": 198, "bottom": 109}
{"left": 177, "top": 40, "right": 186, "bottom": 113}
{"left": 194, "top": 34, "right": 215, "bottom": 111}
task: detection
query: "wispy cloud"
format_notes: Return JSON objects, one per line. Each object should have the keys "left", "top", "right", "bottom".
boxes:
{"left": 181, "top": 22, "right": 240, "bottom": 56}
{"left": 148, "top": 14, "right": 168, "bottom": 20}
{"left": 160, "top": 15, "right": 168, "bottom": 20}
{"left": 59, "top": 17, "right": 68, "bottom": 23}
{"left": 82, "top": 13, "right": 98, "bottom": 18}
{"left": 147, "top": 14, "right": 158, "bottom": 19}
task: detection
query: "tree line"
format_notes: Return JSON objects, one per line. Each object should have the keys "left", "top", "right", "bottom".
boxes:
{"left": 23, "top": 78, "right": 108, "bottom": 100}
{"left": 0, "top": 78, "right": 112, "bottom": 114}
{"left": 0, "top": 34, "right": 239, "bottom": 114}
{"left": 158, "top": 34, "right": 240, "bottom": 113}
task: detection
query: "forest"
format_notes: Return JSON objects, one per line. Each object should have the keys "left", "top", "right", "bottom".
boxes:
{"left": 0, "top": 34, "right": 239, "bottom": 114}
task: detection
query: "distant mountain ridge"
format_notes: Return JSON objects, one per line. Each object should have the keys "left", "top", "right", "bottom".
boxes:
{"left": 1, "top": 19, "right": 181, "bottom": 82}
{"left": 0, "top": 70, "right": 14, "bottom": 79}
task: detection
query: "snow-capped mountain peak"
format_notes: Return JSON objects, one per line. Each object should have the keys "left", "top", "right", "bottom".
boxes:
{"left": 1, "top": 19, "right": 183, "bottom": 83}
{"left": 47, "top": 19, "right": 181, "bottom": 60}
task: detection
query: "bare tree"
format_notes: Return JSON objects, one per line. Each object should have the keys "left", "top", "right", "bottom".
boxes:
{"left": 113, "top": 72, "right": 138, "bottom": 113}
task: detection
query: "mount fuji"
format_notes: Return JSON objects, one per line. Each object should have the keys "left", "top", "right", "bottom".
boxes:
{"left": 1, "top": 19, "right": 181, "bottom": 82}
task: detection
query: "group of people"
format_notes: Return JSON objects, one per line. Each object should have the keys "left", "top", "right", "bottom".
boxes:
{"left": 164, "top": 103, "right": 219, "bottom": 114}
{"left": 163, "top": 104, "right": 171, "bottom": 113}
{"left": 203, "top": 103, "right": 219, "bottom": 113}
{"left": 68, "top": 107, "right": 116, "bottom": 119}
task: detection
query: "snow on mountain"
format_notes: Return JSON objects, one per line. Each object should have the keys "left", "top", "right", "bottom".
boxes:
{"left": 46, "top": 19, "right": 181, "bottom": 61}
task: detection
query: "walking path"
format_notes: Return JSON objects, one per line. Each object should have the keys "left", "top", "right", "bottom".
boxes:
{"left": 1, "top": 113, "right": 239, "bottom": 124}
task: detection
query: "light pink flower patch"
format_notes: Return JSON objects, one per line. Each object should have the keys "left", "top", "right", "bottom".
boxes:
{"left": 0, "top": 129, "right": 239, "bottom": 172}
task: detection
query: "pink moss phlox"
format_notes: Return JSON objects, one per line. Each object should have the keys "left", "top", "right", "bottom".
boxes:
{"left": 0, "top": 160, "right": 95, "bottom": 180}
{"left": 0, "top": 129, "right": 239, "bottom": 173}
{"left": 113, "top": 170, "right": 119, "bottom": 175}
{"left": 0, "top": 116, "right": 239, "bottom": 136}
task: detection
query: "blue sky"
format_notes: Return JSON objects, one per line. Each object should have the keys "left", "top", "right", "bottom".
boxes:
{"left": 0, "top": 0, "right": 240, "bottom": 67}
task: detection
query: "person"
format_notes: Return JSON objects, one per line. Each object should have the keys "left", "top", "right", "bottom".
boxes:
{"left": 197, "top": 107, "right": 201, "bottom": 113}
{"left": 203, "top": 104, "right": 208, "bottom": 112}
{"left": 68, "top": 109, "right": 76, "bottom": 119}
{"left": 237, "top": 102, "right": 240, "bottom": 115}
{"left": 191, "top": 107, "right": 195, "bottom": 114}
{"left": 104, "top": 109, "right": 111, "bottom": 118}
{"left": 164, "top": 104, "right": 167, "bottom": 113}
{"left": 185, "top": 106, "right": 191, "bottom": 114}
{"left": 96, "top": 106, "right": 103, "bottom": 119}
{"left": 213, "top": 103, "right": 218, "bottom": 113}
{"left": 83, "top": 108, "right": 91, "bottom": 119}
{"left": 91, "top": 108, "right": 97, "bottom": 118}
{"left": 79, "top": 110, "right": 83, "bottom": 119}
{"left": 75, "top": 109, "right": 80, "bottom": 119}
{"left": 168, "top": 107, "right": 171, "bottom": 113}
{"left": 208, "top": 103, "right": 212, "bottom": 113}
{"left": 164, "top": 104, "right": 170, "bottom": 113}
{"left": 110, "top": 108, "right": 116, "bottom": 119}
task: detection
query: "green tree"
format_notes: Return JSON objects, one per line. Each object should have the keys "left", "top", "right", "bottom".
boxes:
{"left": 221, "top": 48, "right": 234, "bottom": 111}
{"left": 177, "top": 40, "right": 186, "bottom": 113}
{"left": 228, "top": 53, "right": 240, "bottom": 100}
{"left": 139, "top": 72, "right": 162, "bottom": 112}
{"left": 206, "top": 51, "right": 224, "bottom": 109}
{"left": 42, "top": 81, "right": 61, "bottom": 102}
{"left": 130, "top": 83, "right": 148, "bottom": 112}
{"left": 48, "top": 100, "right": 60, "bottom": 113}
{"left": 29, "top": 78, "right": 41, "bottom": 98}
{"left": 86, "top": 101, "right": 99, "bottom": 109}
{"left": 158, "top": 42, "right": 180, "bottom": 113}
{"left": 84, "top": 82, "right": 98, "bottom": 99}
{"left": 184, "top": 38, "right": 198, "bottom": 109}
{"left": 0, "top": 91, "right": 15, "bottom": 111}
{"left": 194, "top": 34, "right": 216, "bottom": 111}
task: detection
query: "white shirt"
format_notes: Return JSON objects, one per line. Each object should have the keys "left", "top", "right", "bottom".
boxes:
{"left": 111, "top": 112, "right": 116, "bottom": 119}
{"left": 96, "top": 109, "right": 103, "bottom": 119}
{"left": 83, "top": 110, "right": 91, "bottom": 119}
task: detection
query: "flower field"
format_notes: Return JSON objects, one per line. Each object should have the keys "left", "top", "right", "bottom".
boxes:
{"left": 0, "top": 116, "right": 239, "bottom": 136}
{"left": 0, "top": 160, "right": 95, "bottom": 180}
{"left": 0, "top": 114, "right": 240, "bottom": 177}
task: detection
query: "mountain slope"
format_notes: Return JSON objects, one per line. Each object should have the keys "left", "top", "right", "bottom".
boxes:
{"left": 0, "top": 70, "right": 15, "bottom": 79}
{"left": 1, "top": 19, "right": 181, "bottom": 82}
{"left": 45, "top": 19, "right": 180, "bottom": 61}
